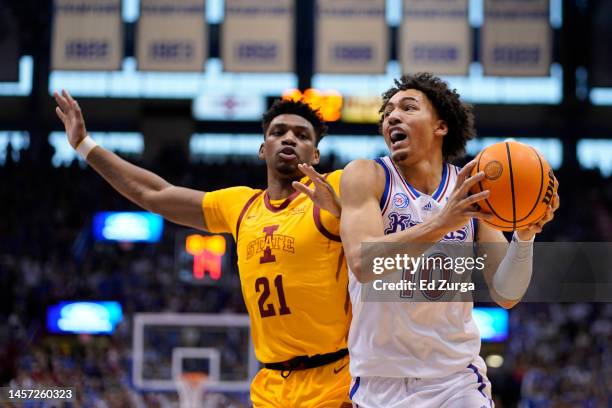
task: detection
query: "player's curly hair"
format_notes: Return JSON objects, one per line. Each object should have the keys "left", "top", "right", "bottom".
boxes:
{"left": 380, "top": 73, "right": 476, "bottom": 160}
{"left": 262, "top": 99, "right": 328, "bottom": 146}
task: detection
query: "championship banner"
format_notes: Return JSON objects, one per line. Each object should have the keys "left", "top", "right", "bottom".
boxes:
{"left": 222, "top": 0, "right": 294, "bottom": 72}
{"left": 481, "top": 0, "right": 551, "bottom": 76}
{"left": 400, "top": 0, "right": 470, "bottom": 76}
{"left": 315, "top": 0, "right": 387, "bottom": 74}
{"left": 137, "top": 0, "right": 207, "bottom": 72}
{"left": 51, "top": 0, "right": 123, "bottom": 70}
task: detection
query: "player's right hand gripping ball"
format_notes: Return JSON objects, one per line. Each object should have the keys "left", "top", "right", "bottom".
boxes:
{"left": 470, "top": 140, "right": 557, "bottom": 231}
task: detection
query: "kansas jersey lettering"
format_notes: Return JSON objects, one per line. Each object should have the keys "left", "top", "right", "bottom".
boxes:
{"left": 348, "top": 157, "right": 481, "bottom": 379}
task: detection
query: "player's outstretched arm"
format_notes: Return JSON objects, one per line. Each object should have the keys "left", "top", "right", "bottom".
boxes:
{"left": 54, "top": 90, "right": 207, "bottom": 231}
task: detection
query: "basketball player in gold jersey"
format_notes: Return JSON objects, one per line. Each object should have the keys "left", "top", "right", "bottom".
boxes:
{"left": 54, "top": 90, "right": 352, "bottom": 407}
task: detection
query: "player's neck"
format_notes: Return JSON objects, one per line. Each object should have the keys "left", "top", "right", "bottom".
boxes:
{"left": 266, "top": 176, "right": 297, "bottom": 200}
{"left": 397, "top": 156, "right": 445, "bottom": 195}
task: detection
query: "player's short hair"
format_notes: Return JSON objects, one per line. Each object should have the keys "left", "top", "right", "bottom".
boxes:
{"left": 380, "top": 73, "right": 476, "bottom": 160}
{"left": 262, "top": 99, "right": 328, "bottom": 145}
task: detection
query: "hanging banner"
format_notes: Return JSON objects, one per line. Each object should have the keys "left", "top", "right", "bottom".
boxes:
{"left": 222, "top": 0, "right": 294, "bottom": 72}
{"left": 137, "top": 0, "right": 207, "bottom": 72}
{"left": 51, "top": 0, "right": 123, "bottom": 70}
{"left": 315, "top": 0, "right": 387, "bottom": 74}
{"left": 0, "top": 7, "right": 20, "bottom": 81}
{"left": 481, "top": 0, "right": 551, "bottom": 76}
{"left": 400, "top": 0, "right": 470, "bottom": 76}
{"left": 588, "top": 1, "right": 612, "bottom": 87}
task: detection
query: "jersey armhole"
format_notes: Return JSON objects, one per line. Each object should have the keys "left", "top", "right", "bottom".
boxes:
{"left": 235, "top": 191, "right": 264, "bottom": 241}
{"left": 374, "top": 158, "right": 391, "bottom": 211}
{"left": 312, "top": 172, "right": 341, "bottom": 242}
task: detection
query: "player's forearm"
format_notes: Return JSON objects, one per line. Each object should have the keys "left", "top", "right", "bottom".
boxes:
{"left": 86, "top": 146, "right": 172, "bottom": 211}
{"left": 347, "top": 219, "right": 448, "bottom": 282}
{"left": 489, "top": 232, "right": 534, "bottom": 307}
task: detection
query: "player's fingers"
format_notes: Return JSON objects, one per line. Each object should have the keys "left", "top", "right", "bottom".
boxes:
{"left": 63, "top": 90, "right": 81, "bottom": 113}
{"left": 541, "top": 206, "right": 554, "bottom": 224}
{"left": 312, "top": 175, "right": 334, "bottom": 193}
{"left": 298, "top": 163, "right": 324, "bottom": 181}
{"left": 552, "top": 193, "right": 560, "bottom": 211}
{"left": 292, "top": 181, "right": 315, "bottom": 198}
{"left": 55, "top": 106, "right": 67, "bottom": 123}
{"left": 54, "top": 91, "right": 71, "bottom": 112}
{"left": 63, "top": 89, "right": 76, "bottom": 105}
{"left": 457, "top": 171, "right": 485, "bottom": 197}
{"left": 454, "top": 160, "right": 477, "bottom": 188}
{"left": 461, "top": 190, "right": 490, "bottom": 206}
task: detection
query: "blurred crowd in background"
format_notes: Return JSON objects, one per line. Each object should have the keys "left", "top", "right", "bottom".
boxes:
{"left": 1, "top": 144, "right": 611, "bottom": 407}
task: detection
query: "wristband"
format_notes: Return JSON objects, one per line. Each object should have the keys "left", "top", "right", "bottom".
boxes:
{"left": 75, "top": 136, "right": 98, "bottom": 160}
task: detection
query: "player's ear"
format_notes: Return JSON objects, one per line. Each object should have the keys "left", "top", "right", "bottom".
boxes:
{"left": 258, "top": 142, "right": 265, "bottom": 160}
{"left": 311, "top": 147, "right": 320, "bottom": 165}
{"left": 434, "top": 120, "right": 448, "bottom": 138}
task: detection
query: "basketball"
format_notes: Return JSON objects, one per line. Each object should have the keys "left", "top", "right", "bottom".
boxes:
{"left": 470, "top": 141, "right": 557, "bottom": 231}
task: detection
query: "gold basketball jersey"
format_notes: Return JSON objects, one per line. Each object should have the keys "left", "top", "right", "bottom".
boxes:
{"left": 202, "top": 170, "right": 350, "bottom": 363}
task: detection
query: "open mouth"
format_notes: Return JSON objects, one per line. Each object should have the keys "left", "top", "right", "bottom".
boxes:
{"left": 279, "top": 147, "right": 297, "bottom": 161}
{"left": 390, "top": 130, "right": 408, "bottom": 145}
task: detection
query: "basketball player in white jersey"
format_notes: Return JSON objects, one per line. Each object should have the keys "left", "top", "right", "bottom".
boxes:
{"left": 340, "top": 73, "right": 559, "bottom": 407}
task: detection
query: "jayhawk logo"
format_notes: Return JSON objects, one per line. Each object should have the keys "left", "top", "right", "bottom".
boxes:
{"left": 384, "top": 212, "right": 420, "bottom": 234}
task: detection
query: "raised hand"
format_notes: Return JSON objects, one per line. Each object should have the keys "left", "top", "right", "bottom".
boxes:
{"left": 54, "top": 90, "right": 87, "bottom": 149}
{"left": 433, "top": 160, "right": 492, "bottom": 232}
{"left": 292, "top": 163, "right": 341, "bottom": 218}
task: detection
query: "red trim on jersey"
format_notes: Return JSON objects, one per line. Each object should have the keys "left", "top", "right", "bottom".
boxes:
{"left": 263, "top": 180, "right": 313, "bottom": 212}
{"left": 235, "top": 191, "right": 263, "bottom": 241}
{"left": 313, "top": 205, "right": 341, "bottom": 242}
{"left": 312, "top": 173, "right": 341, "bottom": 242}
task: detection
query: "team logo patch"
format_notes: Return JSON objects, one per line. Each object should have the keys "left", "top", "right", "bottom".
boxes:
{"left": 393, "top": 192, "right": 410, "bottom": 208}
{"left": 484, "top": 160, "right": 503, "bottom": 181}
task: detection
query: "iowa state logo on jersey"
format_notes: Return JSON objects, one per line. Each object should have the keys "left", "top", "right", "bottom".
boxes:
{"left": 246, "top": 225, "right": 295, "bottom": 263}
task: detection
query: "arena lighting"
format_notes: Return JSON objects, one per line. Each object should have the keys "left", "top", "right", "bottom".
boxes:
{"left": 485, "top": 354, "right": 504, "bottom": 368}
{"left": 185, "top": 234, "right": 227, "bottom": 280}
{"left": 92, "top": 212, "right": 163, "bottom": 243}
{"left": 472, "top": 307, "right": 509, "bottom": 342}
{"left": 282, "top": 88, "right": 343, "bottom": 121}
{"left": 47, "top": 301, "right": 123, "bottom": 334}
{"left": 342, "top": 95, "right": 383, "bottom": 124}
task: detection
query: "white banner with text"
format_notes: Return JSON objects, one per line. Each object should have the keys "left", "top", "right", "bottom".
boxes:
{"left": 52, "top": 0, "right": 123, "bottom": 70}
{"left": 316, "top": 0, "right": 388, "bottom": 74}
{"left": 222, "top": 0, "right": 294, "bottom": 72}
{"left": 136, "top": 0, "right": 207, "bottom": 71}
{"left": 400, "top": 0, "right": 471, "bottom": 76}
{"left": 481, "top": 0, "right": 551, "bottom": 76}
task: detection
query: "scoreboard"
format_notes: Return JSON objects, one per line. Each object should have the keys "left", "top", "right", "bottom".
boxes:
{"left": 175, "top": 230, "right": 238, "bottom": 286}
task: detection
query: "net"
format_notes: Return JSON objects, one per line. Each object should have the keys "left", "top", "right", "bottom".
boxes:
{"left": 176, "top": 372, "right": 208, "bottom": 408}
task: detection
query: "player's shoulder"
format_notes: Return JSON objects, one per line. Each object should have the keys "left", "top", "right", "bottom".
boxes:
{"left": 205, "top": 186, "right": 263, "bottom": 206}
{"left": 341, "top": 159, "right": 386, "bottom": 197}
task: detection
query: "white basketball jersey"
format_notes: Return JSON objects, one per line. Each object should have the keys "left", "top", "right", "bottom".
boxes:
{"left": 348, "top": 156, "right": 481, "bottom": 379}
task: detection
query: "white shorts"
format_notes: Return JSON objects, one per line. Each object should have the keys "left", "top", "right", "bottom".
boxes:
{"left": 349, "top": 359, "right": 494, "bottom": 408}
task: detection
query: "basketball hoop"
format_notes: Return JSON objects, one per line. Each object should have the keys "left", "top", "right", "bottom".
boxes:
{"left": 176, "top": 372, "right": 208, "bottom": 408}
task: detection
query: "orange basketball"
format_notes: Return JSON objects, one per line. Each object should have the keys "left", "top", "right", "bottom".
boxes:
{"left": 470, "top": 141, "right": 557, "bottom": 231}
